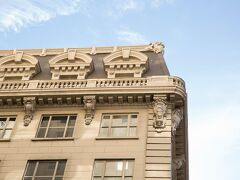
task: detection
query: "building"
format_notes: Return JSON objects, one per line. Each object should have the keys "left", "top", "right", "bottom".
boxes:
{"left": 0, "top": 42, "right": 188, "bottom": 180}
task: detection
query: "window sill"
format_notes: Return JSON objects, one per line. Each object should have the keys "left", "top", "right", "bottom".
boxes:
{"left": 0, "top": 139, "right": 11, "bottom": 142}
{"left": 31, "top": 137, "right": 75, "bottom": 141}
{"left": 95, "top": 136, "right": 139, "bottom": 140}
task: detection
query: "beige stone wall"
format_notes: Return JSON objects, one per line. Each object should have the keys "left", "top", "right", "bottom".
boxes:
{"left": 0, "top": 105, "right": 148, "bottom": 180}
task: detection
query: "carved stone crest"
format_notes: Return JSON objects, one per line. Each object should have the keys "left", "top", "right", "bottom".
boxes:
{"left": 172, "top": 108, "right": 183, "bottom": 136}
{"left": 145, "top": 42, "right": 165, "bottom": 54}
{"left": 23, "top": 97, "right": 36, "bottom": 126}
{"left": 152, "top": 97, "right": 167, "bottom": 132}
{"left": 83, "top": 96, "right": 96, "bottom": 125}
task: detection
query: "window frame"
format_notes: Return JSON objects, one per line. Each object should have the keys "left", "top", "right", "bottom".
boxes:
{"left": 35, "top": 114, "right": 77, "bottom": 139}
{"left": 92, "top": 159, "right": 135, "bottom": 180}
{"left": 22, "top": 159, "right": 67, "bottom": 180}
{"left": 98, "top": 113, "right": 138, "bottom": 138}
{"left": 0, "top": 116, "right": 16, "bottom": 140}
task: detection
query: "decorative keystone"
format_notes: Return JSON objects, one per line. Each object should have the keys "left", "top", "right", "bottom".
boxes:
{"left": 172, "top": 108, "right": 183, "bottom": 136}
{"left": 152, "top": 96, "right": 167, "bottom": 133}
{"left": 83, "top": 96, "right": 96, "bottom": 125}
{"left": 23, "top": 97, "right": 36, "bottom": 126}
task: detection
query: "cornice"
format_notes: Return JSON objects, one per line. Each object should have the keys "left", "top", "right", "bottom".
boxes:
{"left": 0, "top": 76, "right": 186, "bottom": 108}
{"left": 0, "top": 42, "right": 165, "bottom": 56}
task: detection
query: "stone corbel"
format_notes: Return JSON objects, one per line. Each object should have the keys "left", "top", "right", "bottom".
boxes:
{"left": 152, "top": 96, "right": 167, "bottom": 133}
{"left": 172, "top": 107, "right": 183, "bottom": 136}
{"left": 83, "top": 96, "right": 96, "bottom": 125}
{"left": 23, "top": 97, "right": 36, "bottom": 126}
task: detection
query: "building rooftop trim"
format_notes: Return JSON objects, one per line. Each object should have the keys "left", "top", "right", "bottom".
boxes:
{"left": 0, "top": 42, "right": 165, "bottom": 56}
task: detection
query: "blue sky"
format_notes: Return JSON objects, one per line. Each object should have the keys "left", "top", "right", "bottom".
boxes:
{"left": 0, "top": 0, "right": 240, "bottom": 179}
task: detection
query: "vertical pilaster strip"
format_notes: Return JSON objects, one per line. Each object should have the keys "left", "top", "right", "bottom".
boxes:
{"left": 145, "top": 103, "right": 173, "bottom": 180}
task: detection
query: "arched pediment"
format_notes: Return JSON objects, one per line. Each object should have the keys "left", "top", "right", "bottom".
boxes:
{"left": 103, "top": 49, "right": 149, "bottom": 78}
{"left": 49, "top": 49, "right": 94, "bottom": 79}
{"left": 0, "top": 52, "right": 40, "bottom": 81}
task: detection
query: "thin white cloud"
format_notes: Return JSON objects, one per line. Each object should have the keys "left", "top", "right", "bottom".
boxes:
{"left": 116, "top": 30, "right": 148, "bottom": 44}
{"left": 150, "top": 0, "right": 175, "bottom": 8}
{"left": 0, "top": 0, "right": 88, "bottom": 32}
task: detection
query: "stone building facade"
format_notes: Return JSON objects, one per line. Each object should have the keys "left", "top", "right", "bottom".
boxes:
{"left": 0, "top": 42, "right": 188, "bottom": 180}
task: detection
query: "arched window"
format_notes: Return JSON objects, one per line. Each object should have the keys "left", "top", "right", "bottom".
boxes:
{"left": 0, "top": 52, "right": 40, "bottom": 81}
{"left": 103, "top": 48, "right": 149, "bottom": 78}
{"left": 49, "top": 49, "right": 94, "bottom": 80}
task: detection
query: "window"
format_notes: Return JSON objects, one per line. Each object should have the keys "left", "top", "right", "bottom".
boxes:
{"left": 36, "top": 115, "right": 76, "bottom": 138}
{"left": 23, "top": 160, "right": 66, "bottom": 180}
{"left": 99, "top": 114, "right": 137, "bottom": 137}
{"left": 92, "top": 160, "right": 134, "bottom": 180}
{"left": 0, "top": 116, "right": 16, "bottom": 139}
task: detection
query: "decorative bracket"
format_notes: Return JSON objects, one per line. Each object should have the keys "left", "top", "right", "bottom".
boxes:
{"left": 152, "top": 95, "right": 167, "bottom": 133}
{"left": 172, "top": 107, "right": 183, "bottom": 136}
{"left": 83, "top": 96, "right": 96, "bottom": 125}
{"left": 23, "top": 97, "right": 36, "bottom": 126}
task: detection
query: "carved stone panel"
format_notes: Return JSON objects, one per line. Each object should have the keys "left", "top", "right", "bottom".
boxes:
{"left": 23, "top": 97, "right": 36, "bottom": 126}
{"left": 152, "top": 96, "right": 167, "bottom": 133}
{"left": 83, "top": 96, "right": 96, "bottom": 125}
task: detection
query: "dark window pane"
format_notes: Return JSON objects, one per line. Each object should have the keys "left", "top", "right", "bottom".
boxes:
{"left": 103, "top": 115, "right": 110, "bottom": 119}
{"left": 35, "top": 161, "right": 56, "bottom": 176}
{"left": 55, "top": 177, "right": 63, "bottom": 180}
{"left": 68, "top": 116, "right": 76, "bottom": 126}
{"left": 40, "top": 116, "right": 50, "bottom": 127}
{"left": 24, "top": 177, "right": 32, "bottom": 180}
{"left": 36, "top": 128, "right": 46, "bottom": 138}
{"left": 65, "top": 128, "right": 74, "bottom": 137}
{"left": 35, "top": 177, "right": 52, "bottom": 180}
{"left": 50, "top": 116, "right": 67, "bottom": 127}
{"left": 56, "top": 161, "right": 66, "bottom": 175}
{"left": 46, "top": 128, "right": 65, "bottom": 138}
{"left": 25, "top": 161, "right": 36, "bottom": 176}
{"left": 131, "top": 115, "right": 137, "bottom": 118}
{"left": 9, "top": 117, "right": 16, "bottom": 121}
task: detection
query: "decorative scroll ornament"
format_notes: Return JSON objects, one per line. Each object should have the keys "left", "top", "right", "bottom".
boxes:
{"left": 172, "top": 108, "right": 183, "bottom": 136}
{"left": 173, "top": 154, "right": 185, "bottom": 170}
{"left": 23, "top": 97, "right": 36, "bottom": 126}
{"left": 83, "top": 96, "right": 96, "bottom": 125}
{"left": 152, "top": 97, "right": 167, "bottom": 133}
{"left": 145, "top": 42, "right": 165, "bottom": 54}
